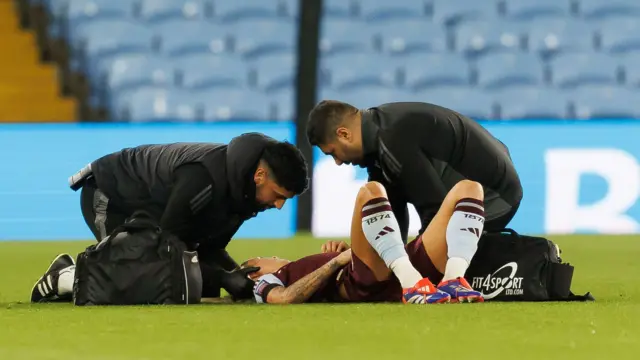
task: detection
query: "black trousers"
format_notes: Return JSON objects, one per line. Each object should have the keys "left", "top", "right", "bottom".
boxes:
{"left": 79, "top": 178, "right": 222, "bottom": 297}
{"left": 484, "top": 200, "right": 521, "bottom": 233}
{"left": 80, "top": 177, "right": 129, "bottom": 241}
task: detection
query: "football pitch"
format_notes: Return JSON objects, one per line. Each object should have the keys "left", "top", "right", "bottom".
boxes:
{"left": 0, "top": 235, "right": 638, "bottom": 360}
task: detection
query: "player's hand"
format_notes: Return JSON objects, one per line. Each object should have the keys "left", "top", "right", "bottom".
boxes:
{"left": 220, "top": 266, "right": 260, "bottom": 300}
{"left": 321, "top": 240, "right": 350, "bottom": 253}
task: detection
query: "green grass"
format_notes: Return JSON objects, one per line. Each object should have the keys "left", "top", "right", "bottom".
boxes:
{"left": 0, "top": 235, "right": 639, "bottom": 359}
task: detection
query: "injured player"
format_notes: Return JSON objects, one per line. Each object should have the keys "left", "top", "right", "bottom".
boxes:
{"left": 244, "top": 179, "right": 487, "bottom": 304}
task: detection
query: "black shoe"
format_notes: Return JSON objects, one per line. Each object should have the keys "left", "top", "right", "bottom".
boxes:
{"left": 30, "top": 254, "right": 75, "bottom": 303}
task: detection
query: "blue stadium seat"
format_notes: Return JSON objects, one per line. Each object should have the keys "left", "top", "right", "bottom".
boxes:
{"left": 372, "top": 19, "right": 448, "bottom": 55}
{"left": 503, "top": 0, "right": 572, "bottom": 20}
{"left": 577, "top": 0, "right": 640, "bottom": 20}
{"left": 269, "top": 87, "right": 295, "bottom": 121}
{"left": 51, "top": 0, "right": 133, "bottom": 41}
{"left": 319, "top": 86, "right": 418, "bottom": 108}
{"left": 454, "top": 20, "right": 525, "bottom": 57}
{"left": 527, "top": 19, "right": 596, "bottom": 58}
{"left": 494, "top": 88, "right": 569, "bottom": 119}
{"left": 320, "top": 18, "right": 377, "bottom": 55}
{"left": 155, "top": 21, "right": 229, "bottom": 57}
{"left": 67, "top": 0, "right": 133, "bottom": 24}
{"left": 69, "top": 19, "right": 155, "bottom": 78}
{"left": 323, "top": 0, "right": 358, "bottom": 18}
{"left": 571, "top": 87, "right": 640, "bottom": 118}
{"left": 599, "top": 18, "right": 640, "bottom": 54}
{"left": 415, "top": 88, "right": 495, "bottom": 119}
{"left": 138, "top": 0, "right": 202, "bottom": 24}
{"left": 113, "top": 88, "right": 200, "bottom": 123}
{"left": 399, "top": 53, "right": 471, "bottom": 90}
{"left": 550, "top": 53, "right": 622, "bottom": 88}
{"left": 173, "top": 54, "right": 248, "bottom": 89}
{"left": 476, "top": 53, "right": 545, "bottom": 89}
{"left": 432, "top": 0, "right": 499, "bottom": 26}
{"left": 210, "top": 0, "right": 297, "bottom": 22}
{"left": 360, "top": 0, "right": 431, "bottom": 21}
{"left": 321, "top": 53, "right": 397, "bottom": 90}
{"left": 102, "top": 55, "right": 175, "bottom": 100}
{"left": 192, "top": 87, "right": 275, "bottom": 121}
{"left": 247, "top": 53, "right": 296, "bottom": 92}
{"left": 621, "top": 53, "right": 640, "bottom": 86}
{"left": 229, "top": 19, "right": 296, "bottom": 58}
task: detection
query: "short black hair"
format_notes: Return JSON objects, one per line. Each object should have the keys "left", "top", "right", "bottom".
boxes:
{"left": 306, "top": 100, "right": 359, "bottom": 146}
{"left": 261, "top": 141, "right": 309, "bottom": 195}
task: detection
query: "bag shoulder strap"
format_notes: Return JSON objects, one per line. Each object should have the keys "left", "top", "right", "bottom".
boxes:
{"left": 111, "top": 211, "right": 161, "bottom": 236}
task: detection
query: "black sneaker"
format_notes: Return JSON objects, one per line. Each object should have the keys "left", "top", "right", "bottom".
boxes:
{"left": 30, "top": 254, "right": 75, "bottom": 303}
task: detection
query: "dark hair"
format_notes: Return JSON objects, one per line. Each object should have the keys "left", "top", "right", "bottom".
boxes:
{"left": 261, "top": 141, "right": 309, "bottom": 195}
{"left": 306, "top": 100, "right": 359, "bottom": 146}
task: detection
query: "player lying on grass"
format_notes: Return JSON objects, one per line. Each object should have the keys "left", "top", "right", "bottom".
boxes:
{"left": 243, "top": 179, "right": 486, "bottom": 304}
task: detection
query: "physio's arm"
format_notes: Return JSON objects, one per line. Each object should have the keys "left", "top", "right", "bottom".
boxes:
{"left": 401, "top": 150, "right": 448, "bottom": 231}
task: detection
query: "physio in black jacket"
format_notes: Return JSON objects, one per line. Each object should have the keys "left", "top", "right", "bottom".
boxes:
{"left": 31, "top": 133, "right": 309, "bottom": 303}
{"left": 306, "top": 101, "right": 523, "bottom": 242}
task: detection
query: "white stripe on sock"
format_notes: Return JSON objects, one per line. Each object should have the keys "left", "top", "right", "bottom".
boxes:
{"left": 455, "top": 201, "right": 484, "bottom": 210}
{"left": 362, "top": 200, "right": 391, "bottom": 212}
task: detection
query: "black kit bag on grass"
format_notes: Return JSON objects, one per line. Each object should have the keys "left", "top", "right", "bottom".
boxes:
{"left": 465, "top": 229, "right": 594, "bottom": 302}
{"left": 73, "top": 212, "right": 202, "bottom": 306}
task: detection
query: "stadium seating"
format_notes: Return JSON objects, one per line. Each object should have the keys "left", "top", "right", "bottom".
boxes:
{"left": 550, "top": 53, "right": 622, "bottom": 88}
{"left": 599, "top": 18, "right": 640, "bottom": 54}
{"left": 576, "top": 0, "right": 640, "bottom": 20}
{"left": 36, "top": 0, "right": 640, "bottom": 121}
{"left": 476, "top": 53, "right": 546, "bottom": 89}
{"left": 526, "top": 19, "right": 595, "bottom": 59}
{"left": 400, "top": 53, "right": 471, "bottom": 90}
{"left": 502, "top": 0, "right": 573, "bottom": 21}
{"left": 454, "top": 20, "right": 526, "bottom": 57}
{"left": 494, "top": 88, "right": 570, "bottom": 119}
{"left": 138, "top": 0, "right": 202, "bottom": 24}
{"left": 571, "top": 87, "right": 640, "bottom": 118}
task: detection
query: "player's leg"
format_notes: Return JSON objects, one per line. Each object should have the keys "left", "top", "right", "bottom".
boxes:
{"left": 346, "top": 181, "right": 450, "bottom": 304}
{"left": 419, "top": 179, "right": 486, "bottom": 302}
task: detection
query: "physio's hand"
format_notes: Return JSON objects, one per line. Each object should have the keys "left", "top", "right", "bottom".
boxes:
{"left": 321, "top": 240, "right": 350, "bottom": 253}
{"left": 221, "top": 266, "right": 260, "bottom": 300}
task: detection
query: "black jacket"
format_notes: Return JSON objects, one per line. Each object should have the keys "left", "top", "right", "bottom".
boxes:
{"left": 361, "top": 102, "right": 523, "bottom": 239}
{"left": 90, "top": 133, "right": 276, "bottom": 250}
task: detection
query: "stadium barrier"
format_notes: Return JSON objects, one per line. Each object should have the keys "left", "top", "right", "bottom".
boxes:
{"left": 313, "top": 120, "right": 640, "bottom": 237}
{"left": 2, "top": 120, "right": 640, "bottom": 240}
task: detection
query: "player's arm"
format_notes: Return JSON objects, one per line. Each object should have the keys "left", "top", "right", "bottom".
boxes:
{"left": 159, "top": 163, "right": 215, "bottom": 243}
{"left": 255, "top": 250, "right": 352, "bottom": 304}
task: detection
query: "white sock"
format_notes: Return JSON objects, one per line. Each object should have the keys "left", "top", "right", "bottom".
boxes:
{"left": 389, "top": 256, "right": 423, "bottom": 289}
{"left": 57, "top": 265, "right": 75, "bottom": 296}
{"left": 361, "top": 197, "right": 422, "bottom": 288}
{"left": 442, "top": 198, "right": 485, "bottom": 282}
{"left": 443, "top": 257, "right": 470, "bottom": 282}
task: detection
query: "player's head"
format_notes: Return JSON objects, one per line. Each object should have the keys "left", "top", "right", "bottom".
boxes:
{"left": 240, "top": 257, "right": 291, "bottom": 280}
{"left": 254, "top": 140, "right": 309, "bottom": 211}
{"left": 306, "top": 100, "right": 365, "bottom": 166}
